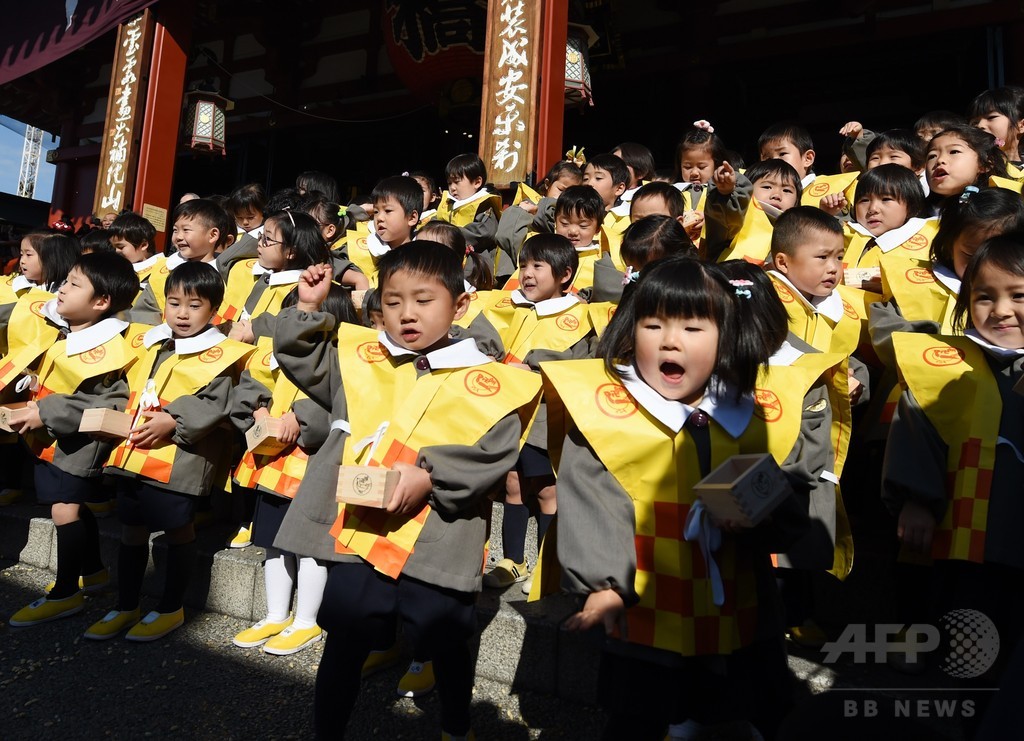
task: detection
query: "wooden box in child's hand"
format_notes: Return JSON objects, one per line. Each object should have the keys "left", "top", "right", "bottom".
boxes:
{"left": 245, "top": 417, "right": 291, "bottom": 455}
{"left": 79, "top": 408, "right": 134, "bottom": 438}
{"left": 693, "top": 453, "right": 792, "bottom": 528}
{"left": 0, "top": 402, "right": 30, "bottom": 433}
{"left": 336, "top": 465, "right": 401, "bottom": 508}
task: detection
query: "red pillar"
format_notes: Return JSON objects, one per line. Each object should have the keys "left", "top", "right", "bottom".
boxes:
{"left": 535, "top": 1, "right": 568, "bottom": 181}
{"left": 131, "top": 0, "right": 194, "bottom": 252}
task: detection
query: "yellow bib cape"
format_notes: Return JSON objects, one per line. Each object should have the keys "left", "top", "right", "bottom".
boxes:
{"left": 801, "top": 173, "right": 859, "bottom": 208}
{"left": 842, "top": 220, "right": 938, "bottom": 271}
{"left": 0, "top": 290, "right": 60, "bottom": 391}
{"left": 588, "top": 301, "right": 618, "bottom": 337}
{"left": 106, "top": 337, "right": 255, "bottom": 484}
{"left": 217, "top": 260, "right": 299, "bottom": 326}
{"left": 892, "top": 333, "right": 998, "bottom": 563}
{"left": 990, "top": 174, "right": 1024, "bottom": 193}
{"left": 481, "top": 300, "right": 594, "bottom": 365}
{"left": 328, "top": 326, "right": 542, "bottom": 580}
{"left": 538, "top": 359, "right": 815, "bottom": 656}
{"left": 342, "top": 223, "right": 379, "bottom": 288}
{"left": 0, "top": 275, "right": 33, "bottom": 356}
{"left": 718, "top": 199, "right": 773, "bottom": 265}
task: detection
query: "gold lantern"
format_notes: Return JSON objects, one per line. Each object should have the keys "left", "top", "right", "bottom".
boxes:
{"left": 183, "top": 91, "right": 232, "bottom": 155}
{"left": 565, "top": 24, "right": 598, "bottom": 107}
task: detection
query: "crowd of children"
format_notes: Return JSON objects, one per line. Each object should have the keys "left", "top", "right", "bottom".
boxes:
{"left": 3, "top": 84, "right": 1024, "bottom": 740}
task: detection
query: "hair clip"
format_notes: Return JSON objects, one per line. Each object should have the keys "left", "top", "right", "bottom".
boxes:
{"left": 565, "top": 146, "right": 586, "bottom": 167}
{"left": 693, "top": 119, "right": 715, "bottom": 134}
{"left": 401, "top": 171, "right": 410, "bottom": 177}
{"left": 622, "top": 266, "right": 640, "bottom": 286}
{"left": 465, "top": 244, "right": 475, "bottom": 255}
{"left": 283, "top": 206, "right": 295, "bottom": 226}
{"left": 959, "top": 186, "right": 980, "bottom": 203}
{"left": 53, "top": 220, "right": 73, "bottom": 233}
{"left": 337, "top": 205, "right": 348, "bottom": 217}
{"left": 729, "top": 278, "right": 753, "bottom": 299}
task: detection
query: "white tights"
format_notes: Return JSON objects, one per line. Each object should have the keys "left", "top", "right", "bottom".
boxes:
{"left": 263, "top": 547, "right": 328, "bottom": 629}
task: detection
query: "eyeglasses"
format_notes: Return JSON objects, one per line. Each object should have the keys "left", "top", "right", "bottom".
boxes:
{"left": 258, "top": 232, "right": 283, "bottom": 248}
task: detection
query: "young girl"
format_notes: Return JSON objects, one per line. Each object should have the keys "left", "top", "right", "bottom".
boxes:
{"left": 299, "top": 196, "right": 369, "bottom": 290}
{"left": 925, "top": 125, "right": 1008, "bottom": 210}
{"left": 295, "top": 170, "right": 340, "bottom": 203}
{"left": 967, "top": 85, "right": 1024, "bottom": 173}
{"left": 674, "top": 121, "right": 727, "bottom": 211}
{"left": 545, "top": 256, "right": 817, "bottom": 739}
{"left": 883, "top": 235, "right": 1024, "bottom": 732}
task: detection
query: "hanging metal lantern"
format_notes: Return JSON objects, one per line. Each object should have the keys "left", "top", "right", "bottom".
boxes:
{"left": 565, "top": 24, "right": 598, "bottom": 107}
{"left": 183, "top": 91, "right": 231, "bottom": 155}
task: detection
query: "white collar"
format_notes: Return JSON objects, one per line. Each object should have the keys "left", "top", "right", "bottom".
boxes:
{"left": 11, "top": 274, "right": 36, "bottom": 291}
{"left": 267, "top": 269, "right": 303, "bottom": 286}
{"left": 132, "top": 254, "right": 160, "bottom": 273}
{"left": 246, "top": 224, "right": 264, "bottom": 238}
{"left": 673, "top": 181, "right": 706, "bottom": 192}
{"left": 621, "top": 185, "right": 640, "bottom": 202}
{"left": 874, "top": 217, "right": 930, "bottom": 252}
{"left": 575, "top": 240, "right": 601, "bottom": 254}
{"left": 801, "top": 173, "right": 816, "bottom": 188}
{"left": 66, "top": 317, "right": 129, "bottom": 356}
{"left": 616, "top": 364, "right": 753, "bottom": 437}
{"left": 769, "top": 270, "right": 844, "bottom": 323}
{"left": 420, "top": 208, "right": 437, "bottom": 221}
{"left": 268, "top": 353, "right": 279, "bottom": 371}
{"left": 610, "top": 202, "right": 631, "bottom": 217}
{"left": 463, "top": 279, "right": 477, "bottom": 294}
{"left": 847, "top": 221, "right": 874, "bottom": 238}
{"left": 377, "top": 331, "right": 490, "bottom": 369}
{"left": 166, "top": 252, "right": 218, "bottom": 271}
{"left": 143, "top": 324, "right": 225, "bottom": 354}
{"left": 41, "top": 299, "right": 69, "bottom": 329}
{"left": 965, "top": 329, "right": 1024, "bottom": 358}
{"left": 252, "top": 262, "right": 272, "bottom": 276}
{"left": 919, "top": 171, "right": 931, "bottom": 197}
{"left": 768, "top": 340, "right": 805, "bottom": 366}
{"left": 510, "top": 290, "right": 579, "bottom": 316}
{"left": 931, "top": 261, "right": 961, "bottom": 296}
{"left": 365, "top": 230, "right": 392, "bottom": 257}
{"left": 449, "top": 188, "right": 491, "bottom": 212}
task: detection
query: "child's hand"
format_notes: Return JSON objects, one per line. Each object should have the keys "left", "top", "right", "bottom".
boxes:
{"left": 11, "top": 401, "right": 42, "bottom": 434}
{"left": 296, "top": 263, "right": 334, "bottom": 312}
{"left": 253, "top": 406, "right": 270, "bottom": 422}
{"left": 713, "top": 161, "right": 736, "bottom": 195}
{"left": 277, "top": 412, "right": 300, "bottom": 446}
{"left": 847, "top": 367, "right": 864, "bottom": 405}
{"left": 839, "top": 121, "right": 864, "bottom": 139}
{"left": 564, "top": 589, "right": 626, "bottom": 637}
{"left": 129, "top": 411, "right": 177, "bottom": 448}
{"left": 507, "top": 362, "right": 532, "bottom": 372}
{"left": 518, "top": 201, "right": 539, "bottom": 214}
{"left": 228, "top": 318, "right": 254, "bottom": 344}
{"left": 340, "top": 268, "right": 370, "bottom": 291}
{"left": 897, "top": 501, "right": 936, "bottom": 553}
{"left": 819, "top": 192, "right": 848, "bottom": 216}
{"left": 386, "top": 461, "right": 433, "bottom": 517}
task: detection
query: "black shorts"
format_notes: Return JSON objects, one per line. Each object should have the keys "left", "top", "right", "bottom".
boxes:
{"left": 517, "top": 443, "right": 554, "bottom": 479}
{"left": 251, "top": 489, "right": 291, "bottom": 548}
{"left": 34, "top": 459, "right": 104, "bottom": 505}
{"left": 116, "top": 478, "right": 196, "bottom": 531}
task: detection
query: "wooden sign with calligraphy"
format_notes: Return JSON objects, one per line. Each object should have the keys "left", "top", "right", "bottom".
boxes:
{"left": 478, "top": 0, "right": 542, "bottom": 189}
{"left": 92, "top": 10, "right": 154, "bottom": 219}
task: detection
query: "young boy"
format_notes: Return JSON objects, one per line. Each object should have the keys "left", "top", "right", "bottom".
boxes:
{"left": 8, "top": 252, "right": 140, "bottom": 626}
{"left": 109, "top": 212, "right": 161, "bottom": 288}
{"left": 87, "top": 262, "right": 255, "bottom": 641}
{"left": 436, "top": 153, "right": 504, "bottom": 278}
{"left": 345, "top": 175, "right": 423, "bottom": 288}
{"left": 227, "top": 183, "right": 267, "bottom": 239}
{"left": 272, "top": 242, "right": 541, "bottom": 739}
{"left": 760, "top": 122, "right": 858, "bottom": 208}
{"left": 129, "top": 199, "right": 227, "bottom": 325}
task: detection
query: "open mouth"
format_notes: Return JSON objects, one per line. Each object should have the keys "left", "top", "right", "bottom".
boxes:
{"left": 660, "top": 361, "right": 684, "bottom": 382}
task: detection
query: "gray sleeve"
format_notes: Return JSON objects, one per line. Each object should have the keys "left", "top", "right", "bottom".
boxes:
{"left": 419, "top": 412, "right": 522, "bottom": 517}
{"left": 555, "top": 425, "right": 639, "bottom": 604}
{"left": 37, "top": 373, "right": 129, "bottom": 438}
{"left": 273, "top": 307, "right": 341, "bottom": 411}
{"left": 843, "top": 129, "right": 877, "bottom": 172}
{"left": 591, "top": 255, "right": 625, "bottom": 303}
{"left": 451, "top": 312, "right": 505, "bottom": 362}
{"left": 495, "top": 207, "right": 534, "bottom": 269}
{"left": 250, "top": 311, "right": 278, "bottom": 342}
{"left": 868, "top": 300, "right": 939, "bottom": 369}
{"left": 532, "top": 197, "right": 557, "bottom": 233}
{"left": 460, "top": 210, "right": 499, "bottom": 252}
{"left": 217, "top": 234, "right": 259, "bottom": 279}
{"left": 523, "top": 332, "right": 596, "bottom": 370}
{"left": 229, "top": 369, "right": 271, "bottom": 434}
{"left": 849, "top": 356, "right": 872, "bottom": 407}
{"left": 128, "top": 284, "right": 163, "bottom": 326}
{"left": 704, "top": 173, "right": 753, "bottom": 261}
{"left": 294, "top": 396, "right": 332, "bottom": 449}
{"left": 164, "top": 374, "right": 234, "bottom": 447}
{"left": 881, "top": 389, "right": 949, "bottom": 521}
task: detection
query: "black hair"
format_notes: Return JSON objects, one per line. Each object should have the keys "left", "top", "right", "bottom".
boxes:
{"left": 722, "top": 149, "right": 746, "bottom": 170}
{"left": 853, "top": 164, "right": 926, "bottom": 221}
{"left": 164, "top": 260, "right": 225, "bottom": 307}
{"left": 630, "top": 182, "right": 686, "bottom": 220}
{"left": 171, "top": 199, "right": 230, "bottom": 247}
{"left": 928, "top": 125, "right": 1009, "bottom": 185}
{"left": 376, "top": 239, "right": 465, "bottom": 300}
{"left": 266, "top": 187, "right": 308, "bottom": 214}
{"left": 718, "top": 259, "right": 789, "bottom": 358}
{"left": 597, "top": 255, "right": 765, "bottom": 396}
{"left": 554, "top": 184, "right": 606, "bottom": 222}
{"left": 445, "top": 153, "right": 487, "bottom": 185}
{"left": 674, "top": 125, "right": 728, "bottom": 180}
{"left": 953, "top": 232, "right": 1024, "bottom": 332}
{"left": 967, "top": 86, "right": 1024, "bottom": 156}
{"left": 758, "top": 122, "right": 815, "bottom": 156}
{"left": 915, "top": 110, "right": 965, "bottom": 137}
{"left": 585, "top": 153, "right": 630, "bottom": 191}
{"left": 620, "top": 215, "right": 696, "bottom": 270}
{"left": 415, "top": 220, "right": 494, "bottom": 291}
{"left": 109, "top": 212, "right": 156, "bottom": 250}
{"left": 80, "top": 229, "right": 116, "bottom": 255}
{"left": 931, "top": 188, "right": 1024, "bottom": 271}
{"left": 538, "top": 160, "right": 583, "bottom": 194}
{"left": 264, "top": 210, "right": 331, "bottom": 270}
{"left": 226, "top": 183, "right": 267, "bottom": 220}
{"left": 744, "top": 159, "right": 803, "bottom": 200}
{"left": 38, "top": 233, "right": 81, "bottom": 289}
{"left": 300, "top": 195, "right": 348, "bottom": 244}
{"left": 613, "top": 142, "right": 656, "bottom": 185}
{"left": 866, "top": 129, "right": 927, "bottom": 170}
{"left": 370, "top": 175, "right": 423, "bottom": 220}
{"left": 71, "top": 251, "right": 140, "bottom": 316}
{"left": 407, "top": 170, "right": 441, "bottom": 211}
{"left": 651, "top": 167, "right": 676, "bottom": 183}
{"left": 363, "top": 287, "right": 382, "bottom": 328}
{"left": 771, "top": 205, "right": 843, "bottom": 257}
{"left": 295, "top": 171, "right": 340, "bottom": 203}
{"left": 519, "top": 233, "right": 578, "bottom": 291}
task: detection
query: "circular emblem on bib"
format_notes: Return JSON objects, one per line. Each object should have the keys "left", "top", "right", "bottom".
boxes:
{"left": 595, "top": 383, "right": 638, "bottom": 419}
{"left": 130, "top": 332, "right": 145, "bottom": 348}
{"left": 906, "top": 267, "right": 933, "bottom": 284}
{"left": 754, "top": 389, "right": 783, "bottom": 422}
{"left": 842, "top": 299, "right": 859, "bottom": 320}
{"left": 808, "top": 181, "right": 830, "bottom": 198}
{"left": 356, "top": 236, "right": 369, "bottom": 252}
{"left": 245, "top": 259, "right": 258, "bottom": 269}
{"left": 906, "top": 233, "right": 929, "bottom": 250}
{"left": 556, "top": 314, "right": 580, "bottom": 331}
{"left": 356, "top": 342, "right": 386, "bottom": 364}
{"left": 464, "top": 369, "right": 500, "bottom": 397}
{"left": 775, "top": 283, "right": 796, "bottom": 303}
{"left": 495, "top": 297, "right": 513, "bottom": 309}
{"left": 353, "top": 473, "right": 373, "bottom": 496}
{"left": 79, "top": 345, "right": 106, "bottom": 364}
{"left": 261, "top": 351, "right": 273, "bottom": 366}
{"left": 199, "top": 346, "right": 224, "bottom": 363}
{"left": 469, "top": 291, "right": 479, "bottom": 302}
{"left": 923, "top": 346, "right": 964, "bottom": 366}
{"left": 29, "top": 300, "right": 45, "bottom": 318}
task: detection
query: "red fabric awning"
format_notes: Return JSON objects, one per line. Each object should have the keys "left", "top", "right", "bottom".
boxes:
{"left": 0, "top": 0, "right": 158, "bottom": 86}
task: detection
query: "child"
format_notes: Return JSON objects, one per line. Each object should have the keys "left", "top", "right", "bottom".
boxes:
{"left": 227, "top": 183, "right": 267, "bottom": 238}
{"left": 480, "top": 234, "right": 595, "bottom": 594}
{"left": 610, "top": 142, "right": 656, "bottom": 217}
{"left": 416, "top": 220, "right": 493, "bottom": 292}
{"left": 760, "top": 122, "right": 858, "bottom": 207}
{"left": 299, "top": 195, "right": 369, "bottom": 290}
{"left": 272, "top": 242, "right": 542, "bottom": 738}
{"left": 592, "top": 214, "right": 697, "bottom": 306}
{"left": 88, "top": 262, "right": 256, "bottom": 641}
{"left": 673, "top": 121, "right": 727, "bottom": 211}
{"left": 628, "top": 181, "right": 704, "bottom": 245}
{"left": 546, "top": 256, "right": 812, "bottom": 738}
{"left": 408, "top": 169, "right": 441, "bottom": 222}
{"left": 295, "top": 170, "right": 340, "bottom": 203}
{"left": 436, "top": 153, "right": 503, "bottom": 275}
{"left": 582, "top": 152, "right": 629, "bottom": 215}
{"left": 7, "top": 253, "right": 140, "bottom": 626}
{"left": 925, "top": 124, "right": 1008, "bottom": 207}
{"left": 915, "top": 110, "right": 965, "bottom": 143}
{"left": 345, "top": 175, "right": 423, "bottom": 288}
{"left": 80, "top": 229, "right": 116, "bottom": 255}
{"left": 109, "top": 212, "right": 160, "bottom": 287}
{"left": 552, "top": 184, "right": 605, "bottom": 292}
{"left": 967, "top": 85, "right": 1024, "bottom": 172}
{"left": 0, "top": 231, "right": 78, "bottom": 354}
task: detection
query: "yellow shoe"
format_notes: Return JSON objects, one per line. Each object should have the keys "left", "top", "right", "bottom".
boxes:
{"left": 482, "top": 558, "right": 529, "bottom": 588}
{"left": 9, "top": 592, "right": 84, "bottom": 626}
{"left": 397, "top": 660, "right": 436, "bottom": 697}
{"left": 228, "top": 523, "right": 253, "bottom": 549}
{"left": 0, "top": 488, "right": 23, "bottom": 506}
{"left": 84, "top": 608, "right": 141, "bottom": 640}
{"left": 787, "top": 619, "right": 828, "bottom": 649}
{"left": 263, "top": 624, "right": 323, "bottom": 656}
{"left": 85, "top": 498, "right": 116, "bottom": 518}
{"left": 233, "top": 617, "right": 293, "bottom": 648}
{"left": 45, "top": 568, "right": 110, "bottom": 595}
{"left": 361, "top": 641, "right": 404, "bottom": 677}
{"left": 125, "top": 608, "right": 184, "bottom": 642}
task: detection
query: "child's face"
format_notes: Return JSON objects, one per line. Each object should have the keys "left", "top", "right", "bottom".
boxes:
{"left": 583, "top": 165, "right": 626, "bottom": 207}
{"left": 854, "top": 194, "right": 909, "bottom": 237}
{"left": 927, "top": 134, "right": 984, "bottom": 197}
{"left": 555, "top": 209, "right": 599, "bottom": 248}
{"left": 100, "top": 212, "right": 117, "bottom": 228}
{"left": 519, "top": 258, "right": 570, "bottom": 302}
{"left": 19, "top": 238, "right": 42, "bottom": 283}
{"left": 678, "top": 146, "right": 715, "bottom": 185}
{"left": 545, "top": 172, "right": 580, "bottom": 199}
{"left": 952, "top": 224, "right": 1002, "bottom": 278}
{"left": 164, "top": 288, "right": 215, "bottom": 339}
{"left": 752, "top": 175, "right": 799, "bottom": 212}
{"left": 760, "top": 139, "right": 815, "bottom": 179}
{"left": 448, "top": 174, "right": 483, "bottom": 201}
{"left": 368, "top": 310, "right": 385, "bottom": 331}
{"left": 630, "top": 195, "right": 672, "bottom": 222}
{"left": 374, "top": 196, "right": 418, "bottom": 247}
{"left": 972, "top": 110, "right": 1024, "bottom": 157}
{"left": 380, "top": 269, "right": 469, "bottom": 352}
{"left": 868, "top": 145, "right": 919, "bottom": 173}
{"left": 774, "top": 232, "right": 845, "bottom": 299}
{"left": 633, "top": 313, "right": 719, "bottom": 404}
{"left": 413, "top": 176, "right": 435, "bottom": 211}
{"left": 171, "top": 216, "right": 219, "bottom": 262}
{"left": 257, "top": 218, "right": 293, "bottom": 271}
{"left": 234, "top": 207, "right": 264, "bottom": 232}
{"left": 969, "top": 261, "right": 1024, "bottom": 349}
{"left": 56, "top": 267, "right": 106, "bottom": 326}
{"left": 110, "top": 235, "right": 150, "bottom": 264}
